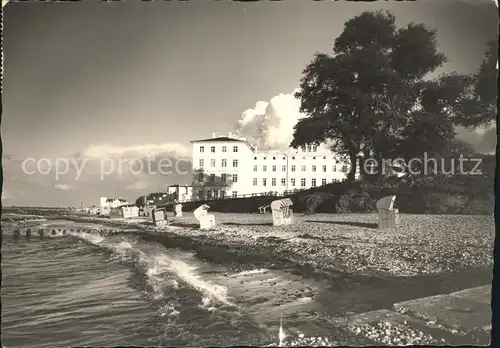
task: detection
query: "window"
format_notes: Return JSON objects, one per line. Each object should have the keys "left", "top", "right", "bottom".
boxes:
{"left": 222, "top": 146, "right": 227, "bottom": 153}
{"left": 312, "top": 178, "right": 317, "bottom": 187}
{"left": 221, "top": 159, "right": 227, "bottom": 167}
{"left": 322, "top": 178, "right": 327, "bottom": 186}
{"left": 232, "top": 174, "right": 238, "bottom": 183}
{"left": 221, "top": 191, "right": 226, "bottom": 199}
{"left": 198, "top": 189, "right": 204, "bottom": 200}
{"left": 263, "top": 165, "right": 267, "bottom": 172}
{"left": 263, "top": 157, "right": 267, "bottom": 160}
{"left": 342, "top": 164, "right": 348, "bottom": 172}
{"left": 253, "top": 165, "right": 258, "bottom": 172}
{"left": 291, "top": 178, "right": 296, "bottom": 187}
{"left": 233, "top": 159, "right": 238, "bottom": 168}
{"left": 233, "top": 146, "right": 238, "bottom": 152}
{"left": 301, "top": 178, "right": 306, "bottom": 187}
{"left": 282, "top": 165, "right": 286, "bottom": 172}
{"left": 262, "top": 178, "right": 267, "bottom": 186}
{"left": 273, "top": 157, "right": 276, "bottom": 160}
{"left": 207, "top": 190, "right": 212, "bottom": 199}
{"left": 283, "top": 157, "right": 286, "bottom": 160}
{"left": 232, "top": 191, "right": 238, "bottom": 198}
{"left": 211, "top": 159, "right": 216, "bottom": 167}
{"left": 199, "top": 159, "right": 204, "bottom": 168}
{"left": 323, "top": 156, "right": 326, "bottom": 160}
{"left": 291, "top": 165, "right": 296, "bottom": 172}
{"left": 301, "top": 165, "right": 306, "bottom": 172}
{"left": 200, "top": 146, "right": 205, "bottom": 153}
{"left": 198, "top": 173, "right": 204, "bottom": 182}
{"left": 281, "top": 178, "right": 286, "bottom": 186}
{"left": 333, "top": 165, "right": 337, "bottom": 171}
{"left": 254, "top": 156, "right": 257, "bottom": 160}
{"left": 213, "top": 190, "right": 219, "bottom": 199}
{"left": 312, "top": 165, "right": 317, "bottom": 172}
{"left": 292, "top": 156, "right": 295, "bottom": 160}
{"left": 253, "top": 178, "right": 258, "bottom": 186}
{"left": 210, "top": 174, "right": 215, "bottom": 182}
{"left": 322, "top": 165, "right": 327, "bottom": 172}
{"left": 211, "top": 146, "right": 215, "bottom": 153}
{"left": 271, "top": 178, "right": 276, "bottom": 186}
{"left": 313, "top": 157, "right": 316, "bottom": 160}
{"left": 221, "top": 173, "right": 227, "bottom": 183}
{"left": 272, "top": 165, "right": 276, "bottom": 172}
{"left": 313, "top": 145, "right": 317, "bottom": 152}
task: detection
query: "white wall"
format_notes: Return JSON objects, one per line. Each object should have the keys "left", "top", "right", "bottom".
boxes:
{"left": 191, "top": 139, "right": 254, "bottom": 199}
{"left": 191, "top": 137, "right": 355, "bottom": 199}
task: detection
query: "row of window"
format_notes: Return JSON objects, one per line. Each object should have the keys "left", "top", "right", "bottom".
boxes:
{"left": 197, "top": 159, "right": 349, "bottom": 172}
{"left": 198, "top": 190, "right": 238, "bottom": 200}
{"left": 253, "top": 178, "right": 330, "bottom": 187}
{"left": 199, "top": 145, "right": 238, "bottom": 153}
{"left": 198, "top": 158, "right": 239, "bottom": 168}
{"left": 198, "top": 144, "right": 317, "bottom": 154}
{"left": 198, "top": 173, "right": 238, "bottom": 183}
{"left": 253, "top": 155, "right": 330, "bottom": 160}
{"left": 197, "top": 172, "right": 334, "bottom": 188}
{"left": 254, "top": 164, "right": 348, "bottom": 173}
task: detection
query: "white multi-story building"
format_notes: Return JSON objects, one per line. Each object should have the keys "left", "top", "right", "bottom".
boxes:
{"left": 190, "top": 132, "right": 355, "bottom": 200}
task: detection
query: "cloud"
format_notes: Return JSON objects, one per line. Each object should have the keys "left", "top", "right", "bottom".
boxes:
{"left": 125, "top": 180, "right": 149, "bottom": 191}
{"left": 235, "top": 89, "right": 307, "bottom": 150}
{"left": 54, "top": 184, "right": 74, "bottom": 191}
{"left": 82, "top": 143, "right": 190, "bottom": 159}
{"left": 2, "top": 143, "right": 194, "bottom": 207}
{"left": 455, "top": 125, "right": 496, "bottom": 154}
{"left": 2, "top": 190, "right": 11, "bottom": 201}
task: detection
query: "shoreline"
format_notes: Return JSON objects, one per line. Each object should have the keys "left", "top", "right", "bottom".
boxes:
{"left": 4, "top": 211, "right": 492, "bottom": 345}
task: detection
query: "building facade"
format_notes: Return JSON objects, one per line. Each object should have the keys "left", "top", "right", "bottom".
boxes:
{"left": 167, "top": 185, "right": 193, "bottom": 202}
{"left": 190, "top": 133, "right": 355, "bottom": 200}
{"left": 100, "top": 197, "right": 129, "bottom": 209}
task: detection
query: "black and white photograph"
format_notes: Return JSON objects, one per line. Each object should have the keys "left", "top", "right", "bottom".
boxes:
{"left": 1, "top": 0, "right": 497, "bottom": 347}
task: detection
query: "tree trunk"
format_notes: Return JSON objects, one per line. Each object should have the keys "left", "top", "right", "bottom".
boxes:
{"left": 347, "top": 150, "right": 358, "bottom": 182}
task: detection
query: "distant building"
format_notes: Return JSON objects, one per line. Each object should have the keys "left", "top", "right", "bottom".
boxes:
{"left": 100, "top": 197, "right": 129, "bottom": 210}
{"left": 190, "top": 132, "right": 358, "bottom": 200}
{"left": 121, "top": 205, "right": 139, "bottom": 218}
{"left": 167, "top": 185, "right": 193, "bottom": 202}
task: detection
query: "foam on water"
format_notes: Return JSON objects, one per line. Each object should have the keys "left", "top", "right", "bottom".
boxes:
{"left": 67, "top": 230, "right": 235, "bottom": 312}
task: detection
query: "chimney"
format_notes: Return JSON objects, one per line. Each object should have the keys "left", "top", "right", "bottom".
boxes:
{"left": 228, "top": 131, "right": 232, "bottom": 138}
{"left": 212, "top": 132, "right": 216, "bottom": 138}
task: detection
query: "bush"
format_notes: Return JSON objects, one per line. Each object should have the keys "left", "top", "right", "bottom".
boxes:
{"left": 335, "top": 190, "right": 376, "bottom": 213}
{"left": 303, "top": 193, "right": 325, "bottom": 215}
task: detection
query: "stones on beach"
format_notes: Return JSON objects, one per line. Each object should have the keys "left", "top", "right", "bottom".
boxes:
{"left": 13, "top": 228, "right": 21, "bottom": 238}
{"left": 348, "top": 322, "right": 438, "bottom": 345}
{"left": 51, "top": 229, "right": 57, "bottom": 235}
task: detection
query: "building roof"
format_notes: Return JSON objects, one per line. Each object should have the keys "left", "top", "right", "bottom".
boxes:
{"left": 190, "top": 136, "right": 256, "bottom": 152}
{"left": 190, "top": 136, "right": 245, "bottom": 143}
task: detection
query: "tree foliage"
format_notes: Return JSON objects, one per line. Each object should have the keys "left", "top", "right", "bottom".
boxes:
{"left": 291, "top": 10, "right": 493, "bottom": 181}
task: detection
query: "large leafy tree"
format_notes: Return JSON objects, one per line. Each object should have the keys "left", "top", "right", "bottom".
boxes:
{"left": 464, "top": 39, "right": 497, "bottom": 127}
{"left": 291, "top": 11, "right": 475, "bottom": 181}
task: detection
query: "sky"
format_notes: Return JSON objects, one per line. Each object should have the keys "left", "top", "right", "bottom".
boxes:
{"left": 2, "top": 0, "right": 498, "bottom": 207}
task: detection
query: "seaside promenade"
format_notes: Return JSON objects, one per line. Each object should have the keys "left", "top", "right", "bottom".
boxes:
{"left": 341, "top": 285, "right": 491, "bottom": 345}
